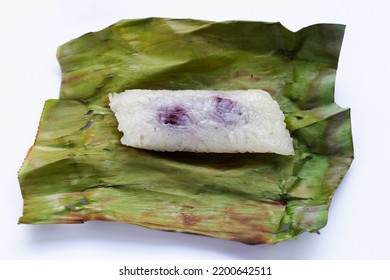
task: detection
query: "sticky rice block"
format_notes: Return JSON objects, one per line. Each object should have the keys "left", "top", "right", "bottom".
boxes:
{"left": 109, "top": 89, "right": 294, "bottom": 155}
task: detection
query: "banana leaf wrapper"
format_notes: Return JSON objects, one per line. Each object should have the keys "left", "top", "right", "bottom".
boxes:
{"left": 18, "top": 18, "right": 353, "bottom": 244}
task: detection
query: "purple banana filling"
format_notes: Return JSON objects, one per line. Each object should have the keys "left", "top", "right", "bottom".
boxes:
{"left": 213, "top": 96, "right": 242, "bottom": 125}
{"left": 157, "top": 97, "right": 244, "bottom": 128}
{"left": 158, "top": 106, "right": 190, "bottom": 127}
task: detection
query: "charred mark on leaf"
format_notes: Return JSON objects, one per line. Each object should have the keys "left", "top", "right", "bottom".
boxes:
{"left": 80, "top": 120, "right": 94, "bottom": 131}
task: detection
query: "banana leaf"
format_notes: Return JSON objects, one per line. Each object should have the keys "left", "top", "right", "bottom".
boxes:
{"left": 18, "top": 18, "right": 353, "bottom": 244}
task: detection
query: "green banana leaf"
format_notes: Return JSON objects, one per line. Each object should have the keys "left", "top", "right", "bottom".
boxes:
{"left": 18, "top": 18, "right": 353, "bottom": 244}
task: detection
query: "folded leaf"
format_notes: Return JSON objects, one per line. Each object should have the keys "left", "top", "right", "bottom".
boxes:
{"left": 18, "top": 18, "right": 353, "bottom": 244}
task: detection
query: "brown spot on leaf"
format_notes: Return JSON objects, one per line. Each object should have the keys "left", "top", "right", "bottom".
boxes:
{"left": 211, "top": 161, "right": 244, "bottom": 170}
{"left": 261, "top": 87, "right": 277, "bottom": 95}
{"left": 141, "top": 211, "right": 159, "bottom": 218}
{"left": 100, "top": 196, "right": 114, "bottom": 203}
{"left": 233, "top": 70, "right": 250, "bottom": 78}
{"left": 87, "top": 213, "right": 115, "bottom": 222}
{"left": 181, "top": 204, "right": 194, "bottom": 209}
{"left": 250, "top": 75, "right": 261, "bottom": 82}
{"left": 181, "top": 212, "right": 200, "bottom": 226}
{"left": 220, "top": 201, "right": 285, "bottom": 244}
{"left": 62, "top": 72, "right": 88, "bottom": 84}
{"left": 219, "top": 76, "right": 230, "bottom": 83}
{"left": 232, "top": 235, "right": 268, "bottom": 245}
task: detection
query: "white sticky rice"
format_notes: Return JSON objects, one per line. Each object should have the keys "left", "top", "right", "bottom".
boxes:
{"left": 109, "top": 89, "right": 294, "bottom": 155}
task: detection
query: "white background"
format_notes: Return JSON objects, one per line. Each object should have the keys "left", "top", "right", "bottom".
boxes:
{"left": 1, "top": 0, "right": 389, "bottom": 260}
